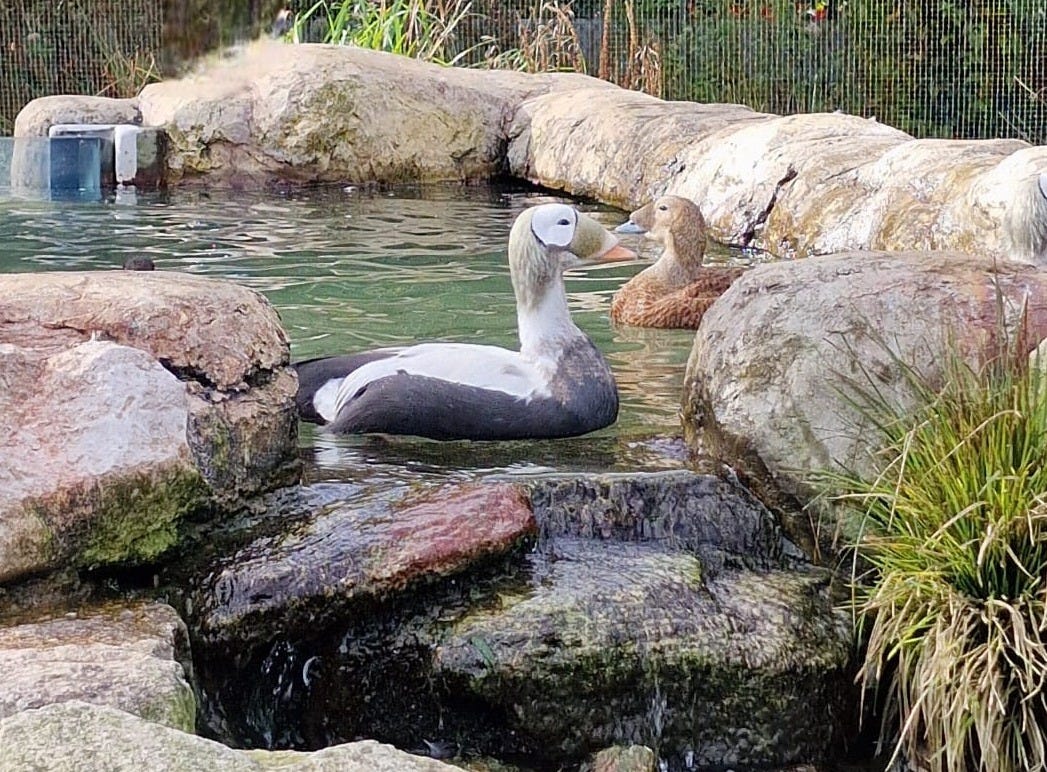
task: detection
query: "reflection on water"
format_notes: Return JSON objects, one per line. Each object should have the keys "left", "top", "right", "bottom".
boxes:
{"left": 0, "top": 181, "right": 747, "bottom": 480}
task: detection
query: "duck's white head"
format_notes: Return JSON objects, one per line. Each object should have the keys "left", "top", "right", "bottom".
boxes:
{"left": 509, "top": 204, "right": 634, "bottom": 309}
{"left": 508, "top": 203, "right": 635, "bottom": 354}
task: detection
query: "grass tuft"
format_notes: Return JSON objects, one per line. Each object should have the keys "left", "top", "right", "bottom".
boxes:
{"left": 823, "top": 323, "right": 1047, "bottom": 772}
{"left": 289, "top": 0, "right": 478, "bottom": 66}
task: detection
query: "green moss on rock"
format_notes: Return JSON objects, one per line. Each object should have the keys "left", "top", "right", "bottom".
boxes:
{"left": 77, "top": 465, "right": 209, "bottom": 568}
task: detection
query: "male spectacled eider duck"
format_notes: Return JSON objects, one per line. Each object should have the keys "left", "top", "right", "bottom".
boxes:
{"left": 294, "top": 204, "right": 636, "bottom": 441}
{"left": 611, "top": 195, "right": 746, "bottom": 329}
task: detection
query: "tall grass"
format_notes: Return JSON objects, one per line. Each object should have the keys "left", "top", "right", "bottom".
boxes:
{"left": 481, "top": 1, "right": 586, "bottom": 74}
{"left": 825, "top": 329, "right": 1047, "bottom": 771}
{"left": 289, "top": 0, "right": 476, "bottom": 65}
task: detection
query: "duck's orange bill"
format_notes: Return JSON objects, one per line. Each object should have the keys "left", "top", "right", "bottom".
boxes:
{"left": 594, "top": 244, "right": 638, "bottom": 263}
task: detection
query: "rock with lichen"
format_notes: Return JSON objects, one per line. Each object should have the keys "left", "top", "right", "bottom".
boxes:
{"left": 0, "top": 271, "right": 298, "bottom": 583}
{"left": 434, "top": 539, "right": 852, "bottom": 770}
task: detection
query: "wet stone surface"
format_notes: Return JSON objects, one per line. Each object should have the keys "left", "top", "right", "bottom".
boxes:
{"left": 186, "top": 482, "right": 536, "bottom": 648}
{"left": 525, "top": 469, "right": 801, "bottom": 572}
{"left": 434, "top": 538, "right": 853, "bottom": 769}
{"left": 179, "top": 470, "right": 855, "bottom": 770}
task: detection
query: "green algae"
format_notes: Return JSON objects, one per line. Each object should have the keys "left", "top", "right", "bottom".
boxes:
{"left": 77, "top": 465, "right": 210, "bottom": 568}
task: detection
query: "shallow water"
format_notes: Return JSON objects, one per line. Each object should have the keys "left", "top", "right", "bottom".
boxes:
{"left": 0, "top": 181, "right": 745, "bottom": 483}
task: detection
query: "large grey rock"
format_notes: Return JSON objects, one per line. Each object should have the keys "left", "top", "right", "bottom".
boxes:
{"left": 509, "top": 88, "right": 1047, "bottom": 263}
{"left": 435, "top": 538, "right": 853, "bottom": 770}
{"left": 134, "top": 41, "right": 613, "bottom": 186}
{"left": 0, "top": 271, "right": 298, "bottom": 582}
{"left": 682, "top": 251, "right": 1047, "bottom": 544}
{"left": 0, "top": 701, "right": 459, "bottom": 772}
{"left": 0, "top": 603, "right": 195, "bottom": 731}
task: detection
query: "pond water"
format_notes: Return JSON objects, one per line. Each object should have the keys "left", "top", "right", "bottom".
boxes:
{"left": 0, "top": 181, "right": 746, "bottom": 486}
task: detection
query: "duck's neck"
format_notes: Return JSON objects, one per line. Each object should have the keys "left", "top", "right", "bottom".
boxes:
{"left": 516, "top": 278, "right": 584, "bottom": 359}
{"left": 648, "top": 232, "right": 705, "bottom": 284}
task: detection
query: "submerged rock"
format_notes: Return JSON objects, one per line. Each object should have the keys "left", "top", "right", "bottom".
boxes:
{"left": 682, "top": 251, "right": 1047, "bottom": 543}
{"left": 0, "top": 271, "right": 298, "bottom": 582}
{"left": 0, "top": 602, "right": 195, "bottom": 731}
{"left": 0, "top": 701, "right": 459, "bottom": 772}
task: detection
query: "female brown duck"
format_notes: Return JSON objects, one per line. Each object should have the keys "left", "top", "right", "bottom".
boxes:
{"left": 612, "top": 195, "right": 746, "bottom": 329}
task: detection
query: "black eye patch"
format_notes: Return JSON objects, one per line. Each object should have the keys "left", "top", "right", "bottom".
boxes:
{"left": 557, "top": 218, "right": 570, "bottom": 226}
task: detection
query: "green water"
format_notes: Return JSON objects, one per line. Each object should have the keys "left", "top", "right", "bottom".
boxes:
{"left": 0, "top": 182, "right": 721, "bottom": 482}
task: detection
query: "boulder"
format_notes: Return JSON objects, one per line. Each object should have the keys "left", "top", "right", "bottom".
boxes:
{"left": 186, "top": 473, "right": 853, "bottom": 769}
{"left": 0, "top": 701, "right": 459, "bottom": 772}
{"left": 133, "top": 42, "right": 613, "bottom": 186}
{"left": 509, "top": 89, "right": 1047, "bottom": 263}
{"left": 0, "top": 271, "right": 298, "bottom": 582}
{"left": 682, "top": 251, "right": 1047, "bottom": 544}
{"left": 435, "top": 538, "right": 853, "bottom": 770}
{"left": 0, "top": 603, "right": 195, "bottom": 731}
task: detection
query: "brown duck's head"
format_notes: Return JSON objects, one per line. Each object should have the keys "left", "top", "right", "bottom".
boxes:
{"left": 616, "top": 195, "right": 708, "bottom": 267}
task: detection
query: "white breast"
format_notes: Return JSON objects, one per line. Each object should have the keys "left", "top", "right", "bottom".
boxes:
{"left": 328, "top": 342, "right": 555, "bottom": 421}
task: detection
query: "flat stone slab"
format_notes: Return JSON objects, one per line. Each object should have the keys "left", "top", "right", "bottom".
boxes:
{"left": 192, "top": 482, "right": 536, "bottom": 646}
{"left": 0, "top": 701, "right": 459, "bottom": 772}
{"left": 0, "top": 603, "right": 195, "bottom": 731}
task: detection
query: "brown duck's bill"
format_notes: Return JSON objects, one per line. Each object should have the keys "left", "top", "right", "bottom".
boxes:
{"left": 614, "top": 220, "right": 647, "bottom": 235}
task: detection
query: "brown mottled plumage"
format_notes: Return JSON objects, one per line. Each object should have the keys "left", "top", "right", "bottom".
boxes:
{"left": 611, "top": 195, "right": 745, "bottom": 329}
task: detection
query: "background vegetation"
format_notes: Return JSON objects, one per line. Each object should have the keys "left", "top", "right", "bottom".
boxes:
{"left": 2, "top": 0, "right": 1045, "bottom": 142}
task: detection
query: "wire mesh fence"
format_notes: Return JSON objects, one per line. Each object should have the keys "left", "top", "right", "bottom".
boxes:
{"left": 0, "top": 0, "right": 163, "bottom": 135}
{"left": 2, "top": 0, "right": 1045, "bottom": 145}
{"left": 462, "top": 0, "right": 1047, "bottom": 144}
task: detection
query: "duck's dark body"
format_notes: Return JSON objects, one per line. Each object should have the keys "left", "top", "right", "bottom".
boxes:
{"left": 292, "top": 203, "right": 633, "bottom": 442}
{"left": 294, "top": 337, "right": 618, "bottom": 441}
